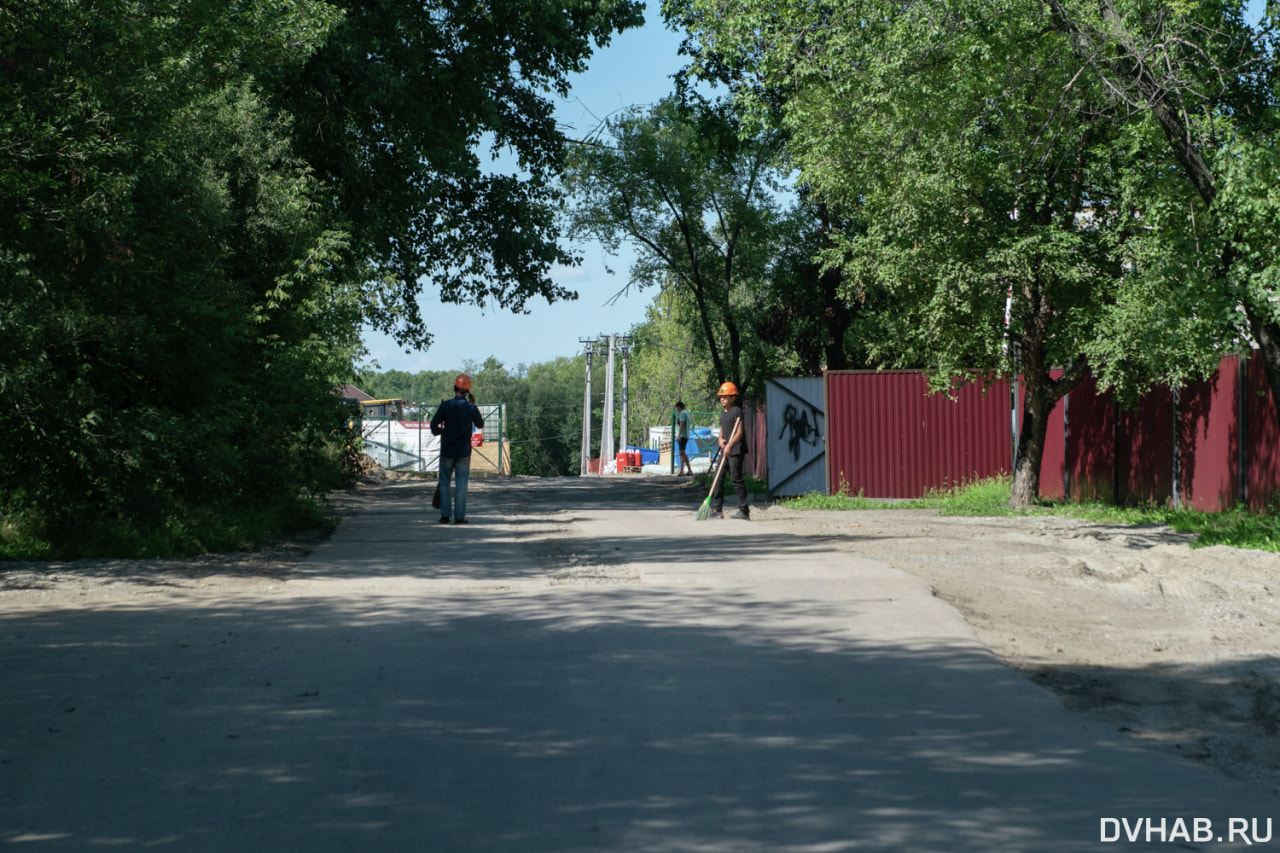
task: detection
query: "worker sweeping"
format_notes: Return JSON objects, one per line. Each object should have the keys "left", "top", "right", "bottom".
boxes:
{"left": 711, "top": 382, "right": 749, "bottom": 520}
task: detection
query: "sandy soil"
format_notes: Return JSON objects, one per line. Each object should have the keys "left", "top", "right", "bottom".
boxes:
{"left": 4, "top": 469, "right": 1279, "bottom": 797}
{"left": 753, "top": 504, "right": 1280, "bottom": 796}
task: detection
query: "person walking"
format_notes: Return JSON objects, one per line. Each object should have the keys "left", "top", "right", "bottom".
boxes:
{"left": 711, "top": 381, "right": 749, "bottom": 520}
{"left": 430, "top": 374, "right": 485, "bottom": 524}
{"left": 675, "top": 400, "right": 694, "bottom": 476}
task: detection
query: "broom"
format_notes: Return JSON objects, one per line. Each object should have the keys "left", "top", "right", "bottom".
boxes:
{"left": 696, "top": 417, "right": 740, "bottom": 520}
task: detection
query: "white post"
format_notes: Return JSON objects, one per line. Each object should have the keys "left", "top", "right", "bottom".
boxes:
{"left": 601, "top": 334, "right": 616, "bottom": 471}
{"left": 580, "top": 339, "right": 595, "bottom": 475}
{"left": 620, "top": 336, "right": 630, "bottom": 458}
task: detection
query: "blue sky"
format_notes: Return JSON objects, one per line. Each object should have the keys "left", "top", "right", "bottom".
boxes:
{"left": 361, "top": 1, "right": 685, "bottom": 375}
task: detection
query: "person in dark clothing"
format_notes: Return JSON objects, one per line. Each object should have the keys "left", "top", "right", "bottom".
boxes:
{"left": 429, "top": 373, "right": 485, "bottom": 524}
{"left": 711, "top": 381, "right": 749, "bottom": 520}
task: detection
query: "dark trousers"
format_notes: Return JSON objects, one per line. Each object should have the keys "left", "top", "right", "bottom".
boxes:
{"left": 712, "top": 454, "right": 748, "bottom": 513}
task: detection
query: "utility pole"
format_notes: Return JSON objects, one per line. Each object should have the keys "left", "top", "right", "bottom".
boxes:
{"left": 601, "top": 334, "right": 616, "bottom": 470}
{"left": 579, "top": 338, "right": 596, "bottom": 476}
{"left": 619, "top": 335, "right": 632, "bottom": 457}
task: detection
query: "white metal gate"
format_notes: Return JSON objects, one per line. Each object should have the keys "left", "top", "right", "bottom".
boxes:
{"left": 765, "top": 378, "right": 825, "bottom": 499}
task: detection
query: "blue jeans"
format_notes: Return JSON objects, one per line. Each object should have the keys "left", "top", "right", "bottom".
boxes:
{"left": 439, "top": 455, "right": 471, "bottom": 520}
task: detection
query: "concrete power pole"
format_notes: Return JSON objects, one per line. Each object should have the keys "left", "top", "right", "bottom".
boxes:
{"left": 579, "top": 338, "right": 596, "bottom": 476}
{"left": 619, "top": 335, "right": 631, "bottom": 457}
{"left": 601, "top": 334, "right": 616, "bottom": 470}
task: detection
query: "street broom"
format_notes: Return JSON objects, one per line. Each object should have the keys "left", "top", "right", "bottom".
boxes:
{"left": 696, "top": 417, "right": 740, "bottom": 520}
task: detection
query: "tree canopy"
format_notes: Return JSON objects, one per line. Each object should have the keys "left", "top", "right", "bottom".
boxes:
{"left": 272, "top": 0, "right": 644, "bottom": 351}
{"left": 1, "top": 0, "right": 642, "bottom": 556}
{"left": 565, "top": 94, "right": 846, "bottom": 397}
{"left": 670, "top": 0, "right": 1280, "bottom": 506}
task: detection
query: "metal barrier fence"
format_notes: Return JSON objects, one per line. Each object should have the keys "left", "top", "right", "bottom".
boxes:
{"left": 662, "top": 409, "right": 719, "bottom": 474}
{"left": 359, "top": 403, "right": 508, "bottom": 476}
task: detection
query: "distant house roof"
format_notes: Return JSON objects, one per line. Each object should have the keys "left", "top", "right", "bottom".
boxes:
{"left": 335, "top": 384, "right": 374, "bottom": 402}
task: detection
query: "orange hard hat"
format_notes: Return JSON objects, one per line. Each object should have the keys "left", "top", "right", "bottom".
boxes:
{"left": 718, "top": 381, "right": 738, "bottom": 397}
{"left": 454, "top": 373, "right": 472, "bottom": 391}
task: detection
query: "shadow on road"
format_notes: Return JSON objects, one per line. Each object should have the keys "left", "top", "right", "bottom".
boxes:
{"left": 2, "top": 475, "right": 1274, "bottom": 851}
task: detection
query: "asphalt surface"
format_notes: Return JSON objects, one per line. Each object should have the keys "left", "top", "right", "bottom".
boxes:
{"left": 2, "top": 476, "right": 1277, "bottom": 851}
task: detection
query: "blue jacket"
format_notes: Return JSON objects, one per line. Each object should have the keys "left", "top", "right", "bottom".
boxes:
{"left": 431, "top": 395, "right": 484, "bottom": 459}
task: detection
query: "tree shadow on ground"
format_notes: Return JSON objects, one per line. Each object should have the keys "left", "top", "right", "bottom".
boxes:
{"left": 2, "top": 582, "right": 1275, "bottom": 851}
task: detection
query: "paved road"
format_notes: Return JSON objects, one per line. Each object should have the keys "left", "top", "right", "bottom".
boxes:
{"left": 2, "top": 477, "right": 1276, "bottom": 851}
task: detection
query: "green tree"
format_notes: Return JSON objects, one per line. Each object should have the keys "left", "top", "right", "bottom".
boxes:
{"left": 355, "top": 369, "right": 457, "bottom": 405}
{"left": 626, "top": 291, "right": 708, "bottom": 444}
{"left": 515, "top": 357, "right": 595, "bottom": 476}
{"left": 1, "top": 1, "right": 356, "bottom": 554}
{"left": 753, "top": 198, "right": 873, "bottom": 376}
{"left": 675, "top": 0, "right": 1153, "bottom": 506}
{"left": 462, "top": 356, "right": 594, "bottom": 477}
{"left": 270, "top": 0, "right": 645, "bottom": 351}
{"left": 1, "top": 0, "right": 645, "bottom": 555}
{"left": 1040, "top": 1, "right": 1280, "bottom": 413}
{"left": 564, "top": 95, "right": 790, "bottom": 395}
{"left": 666, "top": 3, "right": 867, "bottom": 377}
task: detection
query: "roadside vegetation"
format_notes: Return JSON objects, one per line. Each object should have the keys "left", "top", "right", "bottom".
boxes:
{"left": 8, "top": 1, "right": 1280, "bottom": 560}
{"left": 781, "top": 477, "right": 1280, "bottom": 553}
{"left": 1, "top": 1, "right": 643, "bottom": 560}
{"left": 689, "top": 471, "right": 768, "bottom": 495}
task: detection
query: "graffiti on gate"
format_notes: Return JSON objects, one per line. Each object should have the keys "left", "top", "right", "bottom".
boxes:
{"left": 780, "top": 402, "right": 820, "bottom": 462}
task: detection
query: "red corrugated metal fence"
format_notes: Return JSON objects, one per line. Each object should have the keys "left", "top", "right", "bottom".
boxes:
{"left": 819, "top": 354, "right": 1280, "bottom": 510}
{"left": 825, "top": 371, "right": 1012, "bottom": 498}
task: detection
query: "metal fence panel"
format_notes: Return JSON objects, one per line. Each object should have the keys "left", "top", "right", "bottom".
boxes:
{"left": 1116, "top": 386, "right": 1174, "bottom": 507}
{"left": 822, "top": 357, "right": 1280, "bottom": 509}
{"left": 359, "top": 403, "right": 504, "bottom": 474}
{"left": 825, "top": 371, "right": 1012, "bottom": 498}
{"left": 765, "top": 378, "right": 825, "bottom": 498}
{"left": 1247, "top": 354, "right": 1280, "bottom": 510}
{"left": 1179, "top": 356, "right": 1241, "bottom": 511}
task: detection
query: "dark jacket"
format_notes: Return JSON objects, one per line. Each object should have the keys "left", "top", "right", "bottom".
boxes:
{"left": 431, "top": 395, "right": 484, "bottom": 459}
{"left": 720, "top": 405, "right": 746, "bottom": 457}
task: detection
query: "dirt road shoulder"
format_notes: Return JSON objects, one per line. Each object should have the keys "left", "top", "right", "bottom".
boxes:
{"left": 753, "top": 505, "right": 1280, "bottom": 795}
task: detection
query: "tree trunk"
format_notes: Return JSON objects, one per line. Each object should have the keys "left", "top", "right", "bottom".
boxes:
{"left": 1009, "top": 350, "right": 1090, "bottom": 508}
{"left": 724, "top": 301, "right": 744, "bottom": 391}
{"left": 1009, "top": 371, "right": 1056, "bottom": 508}
{"left": 818, "top": 203, "right": 853, "bottom": 370}
{"left": 1245, "top": 310, "right": 1280, "bottom": 419}
{"left": 821, "top": 265, "right": 852, "bottom": 370}
{"left": 685, "top": 276, "right": 726, "bottom": 385}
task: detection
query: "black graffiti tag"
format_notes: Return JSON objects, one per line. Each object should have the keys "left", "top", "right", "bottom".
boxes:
{"left": 780, "top": 403, "right": 819, "bottom": 461}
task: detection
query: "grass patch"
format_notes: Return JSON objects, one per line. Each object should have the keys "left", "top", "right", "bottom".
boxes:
{"left": 0, "top": 519, "right": 53, "bottom": 561}
{"left": 0, "top": 493, "right": 334, "bottom": 562}
{"left": 690, "top": 471, "right": 769, "bottom": 494}
{"left": 780, "top": 475, "right": 1280, "bottom": 553}
{"left": 782, "top": 491, "right": 929, "bottom": 511}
